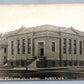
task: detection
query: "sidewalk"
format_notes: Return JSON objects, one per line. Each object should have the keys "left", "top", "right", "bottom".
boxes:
{"left": 28, "top": 67, "right": 68, "bottom": 71}
{"left": 7, "top": 66, "right": 84, "bottom": 71}
{"left": 10, "top": 67, "right": 68, "bottom": 71}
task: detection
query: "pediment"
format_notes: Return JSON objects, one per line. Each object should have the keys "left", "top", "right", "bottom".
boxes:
{"left": 63, "top": 27, "right": 79, "bottom": 35}
{"left": 14, "top": 26, "right": 27, "bottom": 35}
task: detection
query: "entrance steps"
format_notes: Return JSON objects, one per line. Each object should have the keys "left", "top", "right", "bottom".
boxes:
{"left": 28, "top": 59, "right": 39, "bottom": 68}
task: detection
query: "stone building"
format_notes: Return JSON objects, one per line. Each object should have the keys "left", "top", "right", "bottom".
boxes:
{"left": 0, "top": 33, "right": 8, "bottom": 65}
{"left": 0, "top": 24, "right": 84, "bottom": 67}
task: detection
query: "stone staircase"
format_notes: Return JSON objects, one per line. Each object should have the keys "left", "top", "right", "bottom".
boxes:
{"left": 28, "top": 57, "right": 47, "bottom": 68}
{"left": 27, "top": 58, "right": 37, "bottom": 66}
{"left": 28, "top": 59, "right": 39, "bottom": 68}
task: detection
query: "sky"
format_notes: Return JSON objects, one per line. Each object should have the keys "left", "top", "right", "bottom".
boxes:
{"left": 0, "top": 4, "right": 84, "bottom": 33}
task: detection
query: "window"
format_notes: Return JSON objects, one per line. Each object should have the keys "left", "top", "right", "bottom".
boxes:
{"left": 21, "top": 61, "right": 25, "bottom": 66}
{"left": 4, "top": 48, "right": 6, "bottom": 53}
{"left": 22, "top": 39, "right": 25, "bottom": 54}
{"left": 74, "top": 40, "right": 76, "bottom": 54}
{"left": 17, "top": 40, "right": 20, "bottom": 54}
{"left": 63, "top": 38, "right": 66, "bottom": 54}
{"left": 16, "top": 61, "right": 19, "bottom": 66}
{"left": 63, "top": 60, "right": 67, "bottom": 66}
{"left": 52, "top": 61, "right": 55, "bottom": 67}
{"left": 4, "top": 56, "right": 6, "bottom": 60}
{"left": 28, "top": 38, "right": 31, "bottom": 54}
{"left": 11, "top": 41, "right": 14, "bottom": 55}
{"left": 11, "top": 62, "right": 13, "bottom": 66}
{"left": 52, "top": 42, "right": 55, "bottom": 52}
{"left": 79, "top": 41, "right": 82, "bottom": 55}
{"left": 69, "top": 39, "right": 71, "bottom": 54}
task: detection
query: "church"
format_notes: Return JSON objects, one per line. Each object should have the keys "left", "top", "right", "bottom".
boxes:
{"left": 0, "top": 24, "right": 84, "bottom": 68}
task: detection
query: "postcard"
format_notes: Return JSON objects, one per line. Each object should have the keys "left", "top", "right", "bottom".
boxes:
{"left": 0, "top": 4, "right": 84, "bottom": 80}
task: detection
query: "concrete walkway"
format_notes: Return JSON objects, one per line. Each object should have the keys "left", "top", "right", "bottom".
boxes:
{"left": 11, "top": 67, "right": 68, "bottom": 71}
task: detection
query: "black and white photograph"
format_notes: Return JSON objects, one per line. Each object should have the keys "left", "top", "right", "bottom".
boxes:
{"left": 0, "top": 4, "right": 84, "bottom": 81}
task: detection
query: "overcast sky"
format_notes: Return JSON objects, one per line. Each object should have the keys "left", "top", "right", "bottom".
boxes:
{"left": 0, "top": 4, "right": 84, "bottom": 33}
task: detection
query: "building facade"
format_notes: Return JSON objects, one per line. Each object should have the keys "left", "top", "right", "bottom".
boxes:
{"left": 0, "top": 33, "right": 8, "bottom": 65}
{"left": 0, "top": 24, "right": 84, "bottom": 67}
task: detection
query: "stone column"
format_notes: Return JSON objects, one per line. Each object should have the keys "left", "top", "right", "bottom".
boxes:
{"left": 19, "top": 39, "right": 22, "bottom": 67}
{"left": 15, "top": 39, "right": 17, "bottom": 67}
{"left": 25, "top": 38, "right": 28, "bottom": 61}
{"left": 31, "top": 37, "right": 34, "bottom": 58}
{"left": 71, "top": 39, "right": 74, "bottom": 66}
{"left": 76, "top": 38, "right": 79, "bottom": 66}
{"left": 66, "top": 38, "right": 69, "bottom": 66}
{"left": 60, "top": 38, "right": 63, "bottom": 67}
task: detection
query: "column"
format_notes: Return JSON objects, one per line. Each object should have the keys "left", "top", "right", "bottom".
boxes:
{"left": 60, "top": 38, "right": 63, "bottom": 67}
{"left": 31, "top": 37, "right": 34, "bottom": 58}
{"left": 76, "top": 38, "right": 79, "bottom": 66}
{"left": 71, "top": 39, "right": 74, "bottom": 66}
{"left": 66, "top": 38, "right": 69, "bottom": 66}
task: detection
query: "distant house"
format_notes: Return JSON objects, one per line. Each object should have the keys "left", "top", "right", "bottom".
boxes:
{"left": 0, "top": 24, "right": 84, "bottom": 67}
{"left": 0, "top": 33, "right": 8, "bottom": 65}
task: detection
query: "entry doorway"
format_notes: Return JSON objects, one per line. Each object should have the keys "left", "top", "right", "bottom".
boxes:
{"left": 38, "top": 42, "right": 44, "bottom": 58}
{"left": 40, "top": 48, "right": 44, "bottom": 57}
